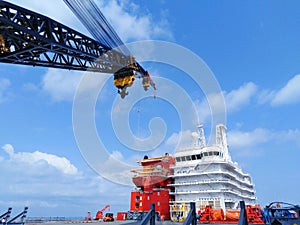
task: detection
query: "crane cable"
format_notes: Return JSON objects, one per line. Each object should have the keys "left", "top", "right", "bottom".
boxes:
{"left": 63, "top": 0, "right": 130, "bottom": 55}
{"left": 63, "top": 0, "right": 157, "bottom": 96}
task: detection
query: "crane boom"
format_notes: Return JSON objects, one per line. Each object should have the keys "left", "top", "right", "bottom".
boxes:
{"left": 0, "top": 1, "right": 129, "bottom": 73}
{"left": 0, "top": 1, "right": 156, "bottom": 97}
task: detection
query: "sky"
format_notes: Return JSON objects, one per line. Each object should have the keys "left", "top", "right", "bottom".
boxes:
{"left": 1, "top": 0, "right": 300, "bottom": 218}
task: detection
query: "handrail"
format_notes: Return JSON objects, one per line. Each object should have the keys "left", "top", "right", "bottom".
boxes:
{"left": 0, "top": 208, "right": 12, "bottom": 222}
{"left": 183, "top": 202, "right": 197, "bottom": 225}
{"left": 6, "top": 207, "right": 28, "bottom": 225}
{"left": 140, "top": 203, "right": 155, "bottom": 225}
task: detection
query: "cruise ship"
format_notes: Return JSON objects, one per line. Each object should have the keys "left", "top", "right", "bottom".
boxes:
{"left": 169, "top": 124, "right": 257, "bottom": 220}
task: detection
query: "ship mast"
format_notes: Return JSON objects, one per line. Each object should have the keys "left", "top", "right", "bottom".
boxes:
{"left": 197, "top": 124, "right": 206, "bottom": 148}
{"left": 216, "top": 124, "right": 231, "bottom": 161}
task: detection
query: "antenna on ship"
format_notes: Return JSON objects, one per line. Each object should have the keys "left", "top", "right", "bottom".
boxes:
{"left": 197, "top": 124, "right": 206, "bottom": 148}
{"left": 216, "top": 124, "right": 231, "bottom": 161}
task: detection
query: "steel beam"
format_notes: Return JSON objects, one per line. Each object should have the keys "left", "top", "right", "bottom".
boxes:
{"left": 0, "top": 1, "right": 130, "bottom": 73}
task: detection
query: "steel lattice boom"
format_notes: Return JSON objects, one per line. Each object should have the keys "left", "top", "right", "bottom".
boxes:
{"left": 0, "top": 1, "right": 156, "bottom": 98}
{"left": 0, "top": 1, "right": 130, "bottom": 73}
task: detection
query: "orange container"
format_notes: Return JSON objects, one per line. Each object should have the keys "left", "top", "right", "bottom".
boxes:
{"left": 225, "top": 209, "right": 240, "bottom": 221}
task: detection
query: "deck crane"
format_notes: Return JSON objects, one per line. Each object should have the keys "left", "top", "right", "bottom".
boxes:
{"left": 94, "top": 205, "right": 110, "bottom": 220}
{"left": 0, "top": 0, "right": 156, "bottom": 98}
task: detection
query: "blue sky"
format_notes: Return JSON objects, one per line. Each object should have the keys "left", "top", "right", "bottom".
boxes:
{"left": 1, "top": 0, "right": 300, "bottom": 218}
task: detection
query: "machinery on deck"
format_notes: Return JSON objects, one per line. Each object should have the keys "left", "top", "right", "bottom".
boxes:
{"left": 0, "top": 0, "right": 156, "bottom": 98}
{"left": 103, "top": 213, "right": 114, "bottom": 222}
{"left": 198, "top": 204, "right": 264, "bottom": 224}
{"left": 262, "top": 202, "right": 300, "bottom": 225}
{"left": 94, "top": 205, "right": 110, "bottom": 220}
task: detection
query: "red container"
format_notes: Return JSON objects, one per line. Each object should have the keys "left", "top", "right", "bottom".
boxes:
{"left": 117, "top": 212, "right": 128, "bottom": 220}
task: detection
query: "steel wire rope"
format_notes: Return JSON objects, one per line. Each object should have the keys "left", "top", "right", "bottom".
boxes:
{"left": 63, "top": 0, "right": 130, "bottom": 55}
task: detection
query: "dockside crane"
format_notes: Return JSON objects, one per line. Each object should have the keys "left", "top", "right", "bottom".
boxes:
{"left": 0, "top": 0, "right": 156, "bottom": 98}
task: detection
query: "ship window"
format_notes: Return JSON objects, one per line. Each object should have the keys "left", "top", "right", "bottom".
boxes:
{"left": 192, "top": 155, "right": 196, "bottom": 160}
{"left": 140, "top": 196, "right": 142, "bottom": 200}
{"left": 140, "top": 202, "right": 142, "bottom": 206}
{"left": 147, "top": 196, "right": 150, "bottom": 200}
{"left": 208, "top": 152, "right": 213, "bottom": 156}
{"left": 136, "top": 196, "right": 139, "bottom": 202}
{"left": 203, "top": 152, "right": 208, "bottom": 156}
{"left": 176, "top": 157, "right": 181, "bottom": 162}
{"left": 196, "top": 154, "right": 201, "bottom": 159}
{"left": 157, "top": 192, "right": 160, "bottom": 196}
{"left": 186, "top": 155, "right": 191, "bottom": 160}
{"left": 181, "top": 156, "right": 185, "bottom": 161}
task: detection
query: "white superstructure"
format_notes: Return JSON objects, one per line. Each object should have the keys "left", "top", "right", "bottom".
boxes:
{"left": 169, "top": 124, "right": 257, "bottom": 213}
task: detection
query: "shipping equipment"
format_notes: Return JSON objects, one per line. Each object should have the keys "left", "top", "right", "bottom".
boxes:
{"left": 263, "top": 202, "right": 300, "bottom": 225}
{"left": 94, "top": 205, "right": 110, "bottom": 220}
{"left": 198, "top": 204, "right": 264, "bottom": 224}
{"left": 128, "top": 153, "right": 175, "bottom": 220}
{"left": 116, "top": 212, "right": 128, "bottom": 221}
{"left": 0, "top": 0, "right": 156, "bottom": 98}
{"left": 103, "top": 213, "right": 114, "bottom": 222}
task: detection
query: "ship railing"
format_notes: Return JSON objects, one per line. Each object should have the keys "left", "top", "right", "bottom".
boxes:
{"left": 132, "top": 172, "right": 169, "bottom": 177}
{"left": 169, "top": 179, "right": 255, "bottom": 194}
{"left": 172, "top": 170, "right": 253, "bottom": 187}
{"left": 0, "top": 207, "right": 28, "bottom": 225}
{"left": 169, "top": 189, "right": 256, "bottom": 200}
{"left": 131, "top": 166, "right": 169, "bottom": 174}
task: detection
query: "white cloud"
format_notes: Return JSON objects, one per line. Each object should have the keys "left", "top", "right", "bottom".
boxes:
{"left": 0, "top": 144, "right": 132, "bottom": 216}
{"left": 98, "top": 0, "right": 173, "bottom": 42}
{"left": 41, "top": 69, "right": 111, "bottom": 102}
{"left": 1, "top": 144, "right": 77, "bottom": 174}
{"left": 227, "top": 128, "right": 273, "bottom": 149}
{"left": 166, "top": 130, "right": 195, "bottom": 150}
{"left": 257, "top": 89, "right": 276, "bottom": 105}
{"left": 2, "top": 144, "right": 14, "bottom": 157}
{"left": 227, "top": 128, "right": 300, "bottom": 150}
{"left": 110, "top": 150, "right": 125, "bottom": 161}
{"left": 225, "top": 82, "right": 257, "bottom": 112}
{"left": 0, "top": 78, "right": 11, "bottom": 103}
{"left": 271, "top": 74, "right": 300, "bottom": 106}
{"left": 195, "top": 82, "right": 257, "bottom": 122}
{"left": 42, "top": 69, "right": 83, "bottom": 101}
{"left": 279, "top": 129, "right": 300, "bottom": 145}
{"left": 156, "top": 129, "right": 211, "bottom": 155}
